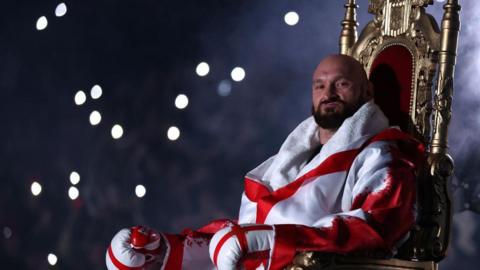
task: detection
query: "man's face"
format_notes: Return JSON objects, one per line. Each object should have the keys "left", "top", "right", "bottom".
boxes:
{"left": 311, "top": 57, "right": 370, "bottom": 129}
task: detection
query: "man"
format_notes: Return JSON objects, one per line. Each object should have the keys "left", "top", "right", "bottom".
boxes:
{"left": 106, "top": 55, "right": 424, "bottom": 270}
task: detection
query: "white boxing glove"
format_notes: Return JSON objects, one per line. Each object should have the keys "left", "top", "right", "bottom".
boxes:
{"left": 106, "top": 226, "right": 164, "bottom": 270}
{"left": 209, "top": 224, "right": 275, "bottom": 270}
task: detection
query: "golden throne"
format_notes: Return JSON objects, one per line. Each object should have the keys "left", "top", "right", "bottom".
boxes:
{"left": 287, "top": 0, "right": 461, "bottom": 269}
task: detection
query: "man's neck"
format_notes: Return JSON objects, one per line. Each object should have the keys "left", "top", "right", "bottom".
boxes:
{"left": 319, "top": 128, "right": 337, "bottom": 145}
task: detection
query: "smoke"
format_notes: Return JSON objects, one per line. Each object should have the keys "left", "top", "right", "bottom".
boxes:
{"left": 438, "top": 0, "right": 480, "bottom": 213}
{"left": 449, "top": 0, "right": 480, "bottom": 159}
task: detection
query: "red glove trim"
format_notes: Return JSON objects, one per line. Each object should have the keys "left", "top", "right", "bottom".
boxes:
{"left": 107, "top": 246, "right": 142, "bottom": 270}
{"left": 231, "top": 224, "right": 249, "bottom": 255}
{"left": 269, "top": 225, "right": 297, "bottom": 270}
{"left": 213, "top": 225, "right": 273, "bottom": 267}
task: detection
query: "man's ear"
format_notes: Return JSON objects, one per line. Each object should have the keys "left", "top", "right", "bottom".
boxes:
{"left": 364, "top": 81, "right": 374, "bottom": 101}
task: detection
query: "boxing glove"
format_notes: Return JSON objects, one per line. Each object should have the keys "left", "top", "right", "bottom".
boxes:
{"left": 106, "top": 226, "right": 164, "bottom": 270}
{"left": 209, "top": 224, "right": 275, "bottom": 270}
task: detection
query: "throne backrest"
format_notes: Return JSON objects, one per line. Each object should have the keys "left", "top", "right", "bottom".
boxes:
{"left": 340, "top": 0, "right": 460, "bottom": 262}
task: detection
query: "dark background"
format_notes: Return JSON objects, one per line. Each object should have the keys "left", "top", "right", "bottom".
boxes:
{"left": 1, "top": 0, "right": 479, "bottom": 269}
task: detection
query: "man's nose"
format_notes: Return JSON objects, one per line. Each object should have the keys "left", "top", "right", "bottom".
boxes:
{"left": 322, "top": 83, "right": 338, "bottom": 100}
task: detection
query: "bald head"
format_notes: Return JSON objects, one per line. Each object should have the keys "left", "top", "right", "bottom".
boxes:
{"left": 313, "top": 54, "right": 369, "bottom": 87}
{"left": 311, "top": 54, "right": 373, "bottom": 133}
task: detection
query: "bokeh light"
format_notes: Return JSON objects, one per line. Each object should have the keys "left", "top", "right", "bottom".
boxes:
{"left": 195, "top": 62, "right": 210, "bottom": 76}
{"left": 55, "top": 3, "right": 67, "bottom": 17}
{"left": 135, "top": 184, "right": 146, "bottom": 198}
{"left": 31, "top": 181, "right": 42, "bottom": 196}
{"left": 175, "top": 94, "right": 189, "bottom": 109}
{"left": 47, "top": 253, "right": 58, "bottom": 266}
{"left": 167, "top": 126, "right": 180, "bottom": 141}
{"left": 36, "top": 16, "right": 48, "bottom": 30}
{"left": 74, "top": 91, "right": 86, "bottom": 106}
{"left": 284, "top": 11, "right": 299, "bottom": 26}
{"left": 90, "top": 85, "right": 103, "bottom": 99}
{"left": 3, "top": 227, "right": 12, "bottom": 239}
{"left": 69, "top": 171, "right": 80, "bottom": 185}
{"left": 68, "top": 186, "right": 79, "bottom": 200}
{"left": 217, "top": 80, "right": 232, "bottom": 96}
{"left": 89, "top": 111, "right": 102, "bottom": 126}
{"left": 111, "top": 124, "right": 124, "bottom": 139}
{"left": 231, "top": 67, "right": 246, "bottom": 82}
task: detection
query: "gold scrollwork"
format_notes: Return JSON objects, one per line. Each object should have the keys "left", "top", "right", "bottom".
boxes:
{"left": 415, "top": 69, "right": 433, "bottom": 141}
{"left": 390, "top": 5, "right": 405, "bottom": 32}
{"left": 412, "top": 0, "right": 434, "bottom": 7}
{"left": 368, "top": 0, "right": 384, "bottom": 15}
{"left": 433, "top": 76, "right": 453, "bottom": 131}
{"left": 358, "top": 37, "right": 381, "bottom": 68}
{"left": 369, "top": 0, "right": 433, "bottom": 16}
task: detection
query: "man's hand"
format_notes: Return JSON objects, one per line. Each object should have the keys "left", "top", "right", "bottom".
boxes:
{"left": 106, "top": 226, "right": 164, "bottom": 270}
{"left": 209, "top": 224, "right": 274, "bottom": 270}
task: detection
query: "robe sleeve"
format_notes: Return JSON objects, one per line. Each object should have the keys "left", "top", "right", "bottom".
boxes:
{"left": 268, "top": 139, "right": 424, "bottom": 270}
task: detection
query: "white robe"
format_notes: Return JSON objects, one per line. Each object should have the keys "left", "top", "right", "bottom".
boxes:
{"left": 239, "top": 100, "right": 391, "bottom": 227}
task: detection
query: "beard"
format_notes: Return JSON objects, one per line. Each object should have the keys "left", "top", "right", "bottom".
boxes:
{"left": 312, "top": 98, "right": 364, "bottom": 129}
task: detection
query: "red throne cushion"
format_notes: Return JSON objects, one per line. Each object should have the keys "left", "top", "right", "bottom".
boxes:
{"left": 369, "top": 45, "right": 413, "bottom": 132}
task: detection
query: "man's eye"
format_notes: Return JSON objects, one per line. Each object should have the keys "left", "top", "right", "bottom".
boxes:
{"left": 336, "top": 81, "right": 350, "bottom": 88}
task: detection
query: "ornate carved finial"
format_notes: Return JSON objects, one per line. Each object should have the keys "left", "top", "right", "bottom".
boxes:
{"left": 339, "top": 0, "right": 358, "bottom": 55}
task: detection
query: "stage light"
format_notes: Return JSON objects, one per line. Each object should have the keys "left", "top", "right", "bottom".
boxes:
{"left": 36, "top": 16, "right": 48, "bottom": 30}
{"left": 68, "top": 186, "right": 79, "bottom": 200}
{"left": 284, "top": 11, "right": 299, "bottom": 26}
{"left": 69, "top": 171, "right": 80, "bottom": 185}
{"left": 31, "top": 181, "right": 42, "bottom": 196}
{"left": 175, "top": 94, "right": 189, "bottom": 109}
{"left": 196, "top": 62, "right": 210, "bottom": 76}
{"left": 217, "top": 80, "right": 232, "bottom": 96}
{"left": 167, "top": 126, "right": 180, "bottom": 141}
{"left": 3, "top": 227, "right": 12, "bottom": 239}
{"left": 47, "top": 253, "right": 58, "bottom": 266}
{"left": 111, "top": 124, "right": 124, "bottom": 139}
{"left": 89, "top": 111, "right": 101, "bottom": 126}
{"left": 135, "top": 184, "right": 146, "bottom": 198}
{"left": 55, "top": 3, "right": 67, "bottom": 17}
{"left": 90, "top": 84, "right": 103, "bottom": 99}
{"left": 231, "top": 67, "right": 246, "bottom": 82}
{"left": 74, "top": 90, "right": 86, "bottom": 105}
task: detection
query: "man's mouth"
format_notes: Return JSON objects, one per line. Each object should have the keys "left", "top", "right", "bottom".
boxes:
{"left": 321, "top": 101, "right": 343, "bottom": 110}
